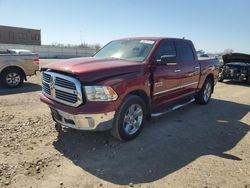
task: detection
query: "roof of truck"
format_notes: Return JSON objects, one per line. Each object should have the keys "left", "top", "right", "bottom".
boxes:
{"left": 116, "top": 37, "right": 190, "bottom": 41}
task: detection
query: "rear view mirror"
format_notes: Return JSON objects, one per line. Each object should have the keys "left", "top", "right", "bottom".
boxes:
{"left": 156, "top": 55, "right": 176, "bottom": 65}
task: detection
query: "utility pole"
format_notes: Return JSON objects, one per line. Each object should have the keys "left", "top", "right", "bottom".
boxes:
{"left": 80, "top": 30, "right": 83, "bottom": 45}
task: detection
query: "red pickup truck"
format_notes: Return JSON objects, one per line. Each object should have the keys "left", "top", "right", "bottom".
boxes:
{"left": 40, "top": 37, "right": 220, "bottom": 141}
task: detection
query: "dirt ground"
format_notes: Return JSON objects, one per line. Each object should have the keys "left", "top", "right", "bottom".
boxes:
{"left": 0, "top": 59, "right": 250, "bottom": 188}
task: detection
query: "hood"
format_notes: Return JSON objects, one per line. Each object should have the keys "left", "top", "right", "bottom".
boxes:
{"left": 223, "top": 53, "right": 250, "bottom": 64}
{"left": 42, "top": 57, "right": 145, "bottom": 83}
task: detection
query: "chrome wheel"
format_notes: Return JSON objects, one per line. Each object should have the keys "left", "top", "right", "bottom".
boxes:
{"left": 203, "top": 82, "right": 212, "bottom": 102}
{"left": 6, "top": 72, "right": 21, "bottom": 87}
{"left": 123, "top": 104, "right": 143, "bottom": 135}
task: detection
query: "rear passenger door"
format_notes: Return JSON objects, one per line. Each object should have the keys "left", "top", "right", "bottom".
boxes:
{"left": 175, "top": 41, "right": 200, "bottom": 94}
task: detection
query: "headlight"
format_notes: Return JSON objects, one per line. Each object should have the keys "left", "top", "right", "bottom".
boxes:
{"left": 84, "top": 86, "right": 118, "bottom": 101}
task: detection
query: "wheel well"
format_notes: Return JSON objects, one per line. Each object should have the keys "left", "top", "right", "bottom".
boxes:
{"left": 128, "top": 90, "right": 151, "bottom": 115}
{"left": 206, "top": 73, "right": 214, "bottom": 93}
{"left": 0, "top": 66, "right": 26, "bottom": 81}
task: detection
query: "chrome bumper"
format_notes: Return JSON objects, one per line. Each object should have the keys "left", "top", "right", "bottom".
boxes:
{"left": 50, "top": 108, "right": 115, "bottom": 131}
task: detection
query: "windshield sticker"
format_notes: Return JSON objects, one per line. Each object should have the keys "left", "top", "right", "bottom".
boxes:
{"left": 140, "top": 40, "right": 155, "bottom": 44}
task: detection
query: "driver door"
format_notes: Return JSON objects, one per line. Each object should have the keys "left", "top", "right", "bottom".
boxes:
{"left": 152, "top": 40, "right": 182, "bottom": 111}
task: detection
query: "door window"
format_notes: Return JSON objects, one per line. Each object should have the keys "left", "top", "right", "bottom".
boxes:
{"left": 154, "top": 41, "right": 176, "bottom": 61}
{"left": 175, "top": 41, "right": 194, "bottom": 62}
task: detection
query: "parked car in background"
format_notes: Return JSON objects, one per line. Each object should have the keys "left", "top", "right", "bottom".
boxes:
{"left": 40, "top": 37, "right": 220, "bottom": 141}
{"left": 0, "top": 49, "right": 39, "bottom": 88}
{"left": 219, "top": 53, "right": 250, "bottom": 83}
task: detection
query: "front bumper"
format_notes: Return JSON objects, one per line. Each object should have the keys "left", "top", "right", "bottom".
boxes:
{"left": 50, "top": 107, "right": 115, "bottom": 131}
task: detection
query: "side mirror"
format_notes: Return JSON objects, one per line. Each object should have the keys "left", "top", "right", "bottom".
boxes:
{"left": 156, "top": 55, "right": 176, "bottom": 65}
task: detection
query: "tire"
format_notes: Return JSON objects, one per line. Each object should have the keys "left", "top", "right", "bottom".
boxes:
{"left": 111, "top": 95, "right": 146, "bottom": 141}
{"left": 55, "top": 122, "right": 62, "bottom": 132}
{"left": 247, "top": 76, "right": 250, "bottom": 85}
{"left": 1, "top": 68, "right": 24, "bottom": 88}
{"left": 195, "top": 78, "right": 213, "bottom": 105}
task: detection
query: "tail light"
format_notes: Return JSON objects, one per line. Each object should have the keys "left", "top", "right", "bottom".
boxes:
{"left": 33, "top": 58, "right": 39, "bottom": 66}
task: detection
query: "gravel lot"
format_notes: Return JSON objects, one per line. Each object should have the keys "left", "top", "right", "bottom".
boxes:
{"left": 0, "top": 59, "right": 249, "bottom": 188}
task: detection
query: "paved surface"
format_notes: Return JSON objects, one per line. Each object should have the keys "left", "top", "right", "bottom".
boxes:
{"left": 0, "top": 59, "right": 249, "bottom": 188}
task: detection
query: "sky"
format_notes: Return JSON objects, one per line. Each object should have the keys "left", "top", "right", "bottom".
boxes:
{"left": 0, "top": 0, "right": 250, "bottom": 53}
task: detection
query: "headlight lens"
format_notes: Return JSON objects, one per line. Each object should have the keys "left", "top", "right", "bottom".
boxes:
{"left": 84, "top": 86, "right": 118, "bottom": 101}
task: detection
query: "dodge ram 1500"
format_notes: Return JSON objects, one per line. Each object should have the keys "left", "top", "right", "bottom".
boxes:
{"left": 40, "top": 37, "right": 220, "bottom": 141}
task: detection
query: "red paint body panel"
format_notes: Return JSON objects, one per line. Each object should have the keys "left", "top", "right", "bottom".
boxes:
{"left": 40, "top": 37, "right": 220, "bottom": 116}
{"left": 198, "top": 58, "right": 220, "bottom": 89}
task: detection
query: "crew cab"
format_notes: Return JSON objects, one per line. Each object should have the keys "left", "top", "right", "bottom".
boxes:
{"left": 0, "top": 49, "right": 39, "bottom": 88}
{"left": 40, "top": 37, "right": 220, "bottom": 141}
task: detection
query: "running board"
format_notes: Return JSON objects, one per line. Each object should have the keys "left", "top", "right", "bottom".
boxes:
{"left": 151, "top": 98, "right": 195, "bottom": 117}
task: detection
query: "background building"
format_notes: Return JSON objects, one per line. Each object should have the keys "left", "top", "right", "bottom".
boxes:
{"left": 0, "top": 25, "right": 41, "bottom": 45}
{"left": 0, "top": 25, "right": 97, "bottom": 58}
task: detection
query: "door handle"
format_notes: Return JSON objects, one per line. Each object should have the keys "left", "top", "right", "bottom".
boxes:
{"left": 195, "top": 66, "right": 200, "bottom": 70}
{"left": 174, "top": 69, "right": 181, "bottom": 73}
{"left": 194, "top": 66, "right": 200, "bottom": 74}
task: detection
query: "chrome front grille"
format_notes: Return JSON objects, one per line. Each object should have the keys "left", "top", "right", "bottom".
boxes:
{"left": 42, "top": 71, "right": 83, "bottom": 107}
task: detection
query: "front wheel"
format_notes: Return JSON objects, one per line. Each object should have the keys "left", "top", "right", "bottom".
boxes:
{"left": 195, "top": 78, "right": 213, "bottom": 105}
{"left": 111, "top": 95, "right": 146, "bottom": 141}
{"left": 54, "top": 122, "right": 62, "bottom": 132}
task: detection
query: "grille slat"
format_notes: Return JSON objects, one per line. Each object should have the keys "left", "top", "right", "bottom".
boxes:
{"left": 56, "top": 95, "right": 77, "bottom": 101}
{"left": 43, "top": 87, "right": 51, "bottom": 95}
{"left": 55, "top": 90, "right": 77, "bottom": 103}
{"left": 55, "top": 83, "right": 76, "bottom": 90}
{"left": 55, "top": 93, "right": 77, "bottom": 101}
{"left": 56, "top": 90, "right": 77, "bottom": 98}
{"left": 55, "top": 77, "right": 76, "bottom": 90}
{"left": 42, "top": 82, "right": 51, "bottom": 95}
{"left": 56, "top": 95, "right": 77, "bottom": 103}
{"left": 41, "top": 71, "right": 83, "bottom": 107}
{"left": 43, "top": 73, "right": 51, "bottom": 83}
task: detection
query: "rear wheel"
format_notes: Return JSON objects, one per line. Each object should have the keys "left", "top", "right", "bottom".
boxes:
{"left": 1, "top": 68, "right": 24, "bottom": 88}
{"left": 195, "top": 78, "right": 213, "bottom": 105}
{"left": 111, "top": 95, "right": 146, "bottom": 141}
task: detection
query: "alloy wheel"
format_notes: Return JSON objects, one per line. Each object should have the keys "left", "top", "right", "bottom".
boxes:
{"left": 123, "top": 104, "right": 143, "bottom": 135}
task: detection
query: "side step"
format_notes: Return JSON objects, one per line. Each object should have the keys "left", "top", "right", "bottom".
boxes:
{"left": 151, "top": 98, "right": 195, "bottom": 117}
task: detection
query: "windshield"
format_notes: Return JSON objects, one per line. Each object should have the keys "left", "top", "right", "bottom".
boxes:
{"left": 94, "top": 39, "right": 156, "bottom": 62}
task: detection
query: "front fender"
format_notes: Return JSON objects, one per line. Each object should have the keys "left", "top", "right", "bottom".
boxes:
{"left": 104, "top": 72, "right": 151, "bottom": 110}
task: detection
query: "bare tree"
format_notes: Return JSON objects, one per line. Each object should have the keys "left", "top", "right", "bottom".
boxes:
{"left": 223, "top": 49, "right": 234, "bottom": 54}
{"left": 94, "top": 44, "right": 101, "bottom": 50}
